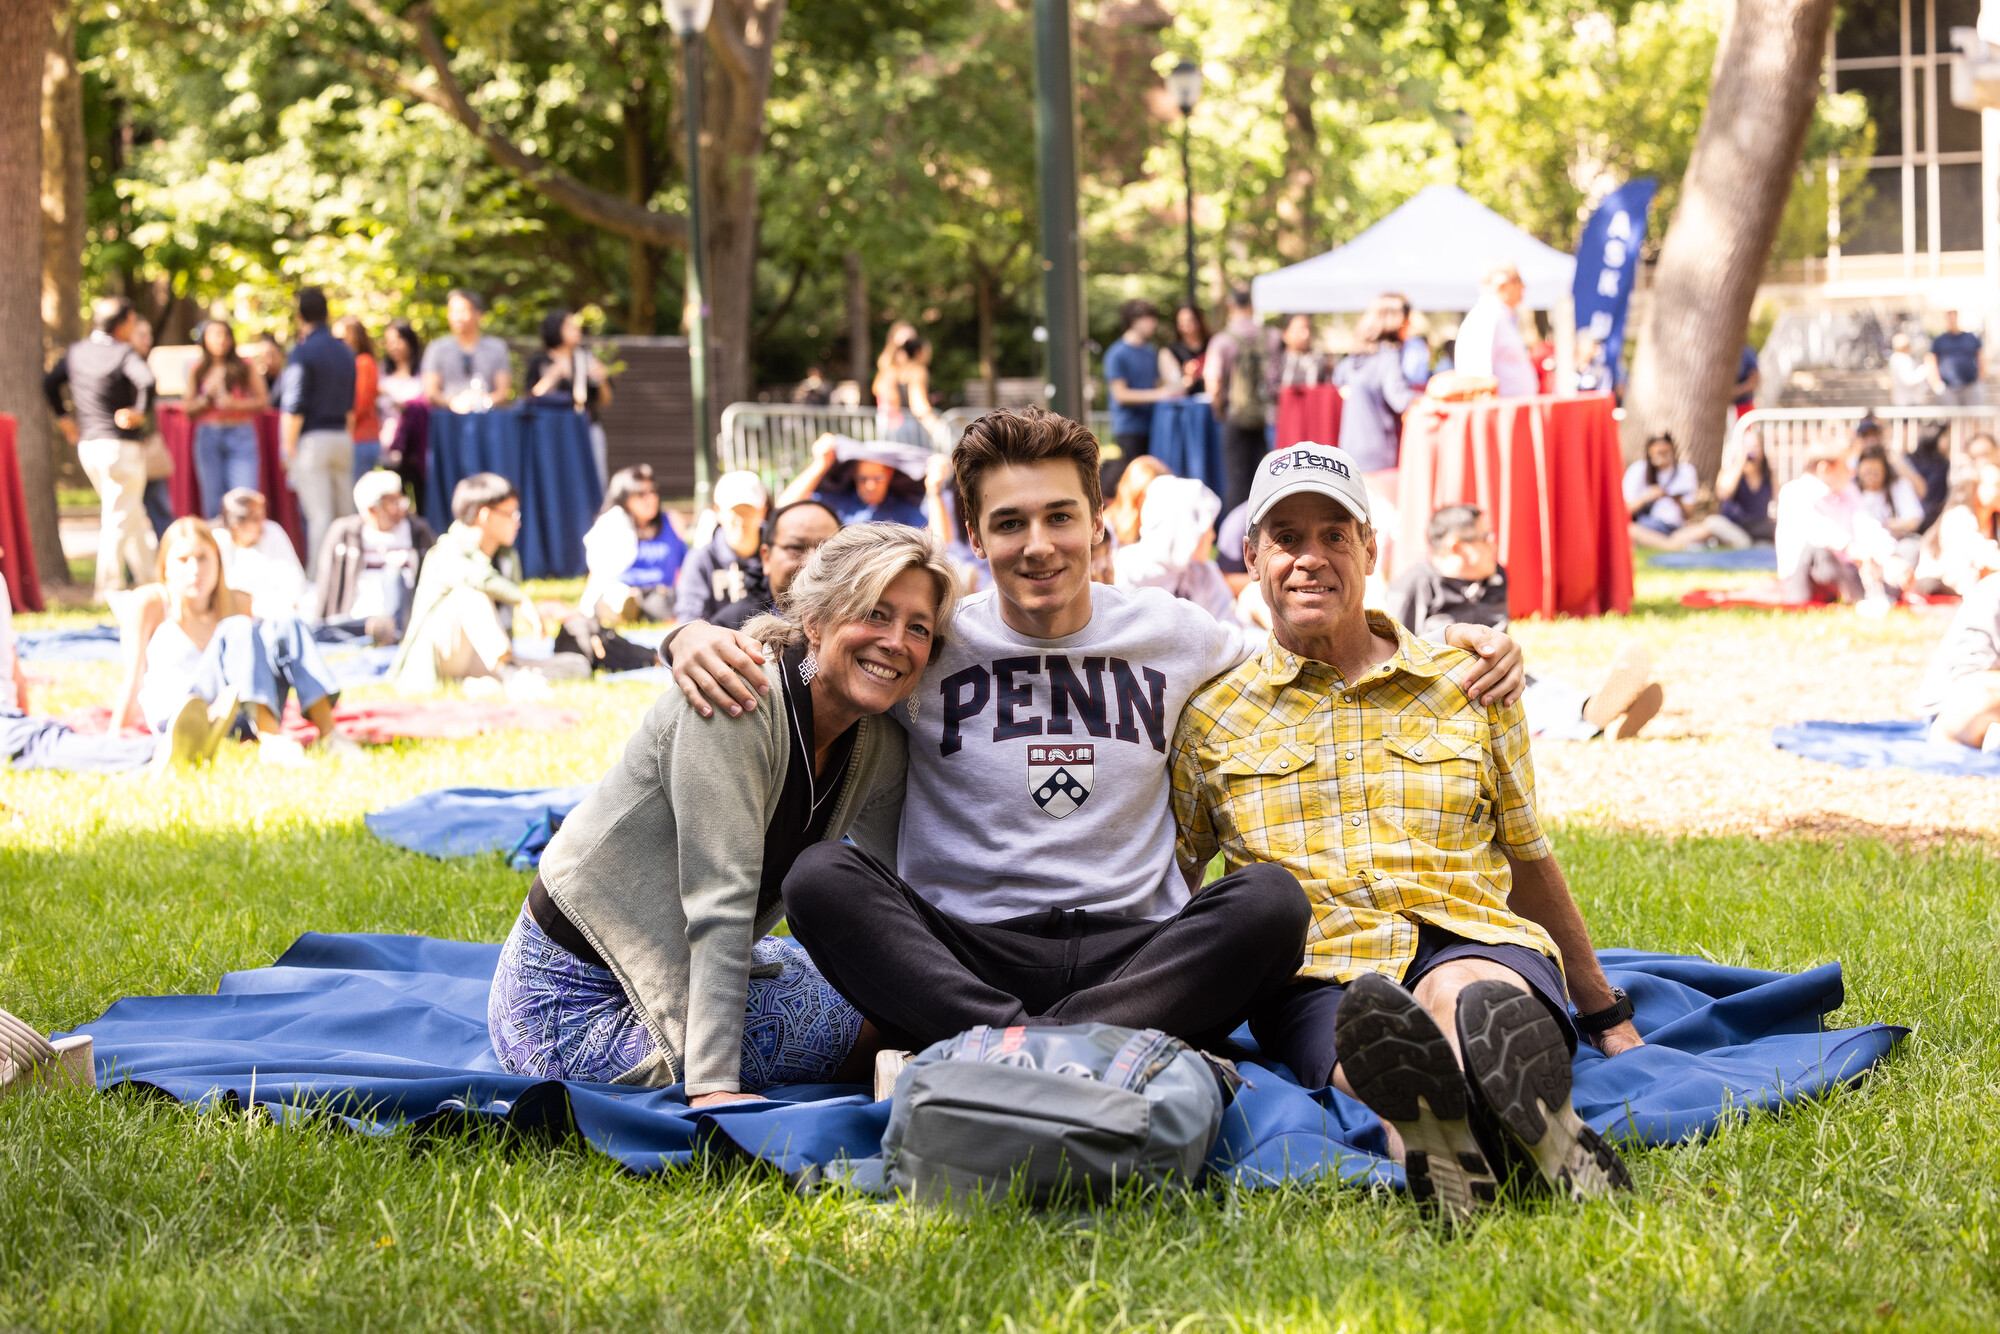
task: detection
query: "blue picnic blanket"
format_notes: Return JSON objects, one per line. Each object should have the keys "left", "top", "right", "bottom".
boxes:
{"left": 16, "top": 623, "right": 122, "bottom": 663}
{"left": 68, "top": 932, "right": 1905, "bottom": 1188}
{"left": 1649, "top": 546, "right": 1778, "bottom": 571}
{"left": 364, "top": 786, "right": 593, "bottom": 861}
{"left": 1773, "top": 719, "right": 2000, "bottom": 777}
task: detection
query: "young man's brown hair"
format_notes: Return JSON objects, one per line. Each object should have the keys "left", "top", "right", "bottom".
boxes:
{"left": 951, "top": 406, "right": 1103, "bottom": 531}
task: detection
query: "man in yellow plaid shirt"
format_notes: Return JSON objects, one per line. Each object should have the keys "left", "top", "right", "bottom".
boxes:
{"left": 1170, "top": 442, "right": 1645, "bottom": 1219}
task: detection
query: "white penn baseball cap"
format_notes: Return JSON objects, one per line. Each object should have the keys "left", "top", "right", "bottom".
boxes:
{"left": 1246, "top": 441, "right": 1372, "bottom": 527}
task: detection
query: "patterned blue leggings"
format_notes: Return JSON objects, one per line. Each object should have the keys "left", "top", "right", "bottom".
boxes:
{"left": 486, "top": 907, "right": 864, "bottom": 1089}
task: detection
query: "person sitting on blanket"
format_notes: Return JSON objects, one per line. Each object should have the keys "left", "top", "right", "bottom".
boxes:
{"left": 675, "top": 470, "right": 769, "bottom": 624}
{"left": 487, "top": 524, "right": 959, "bottom": 1103}
{"left": 1913, "top": 455, "right": 2000, "bottom": 597}
{"left": 711, "top": 500, "right": 842, "bottom": 631}
{"left": 0, "top": 567, "right": 169, "bottom": 774}
{"left": 580, "top": 463, "right": 688, "bottom": 628}
{"left": 390, "top": 473, "right": 578, "bottom": 698}
{"left": 213, "top": 488, "right": 311, "bottom": 620}
{"left": 664, "top": 411, "right": 1525, "bottom": 1096}
{"left": 112, "top": 518, "right": 354, "bottom": 767}
{"left": 1909, "top": 573, "right": 2000, "bottom": 751}
{"left": 1388, "top": 504, "right": 1664, "bottom": 740}
{"left": 1111, "top": 475, "right": 1239, "bottom": 625}
{"left": 1775, "top": 442, "right": 1902, "bottom": 610}
{"left": 313, "top": 469, "right": 436, "bottom": 644}
{"left": 1168, "top": 443, "right": 1644, "bottom": 1219}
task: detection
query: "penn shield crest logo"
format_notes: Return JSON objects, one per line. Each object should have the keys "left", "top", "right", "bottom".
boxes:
{"left": 1027, "top": 743, "right": 1094, "bottom": 819}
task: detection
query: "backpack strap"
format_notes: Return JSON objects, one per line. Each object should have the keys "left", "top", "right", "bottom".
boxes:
{"left": 1104, "top": 1028, "right": 1182, "bottom": 1093}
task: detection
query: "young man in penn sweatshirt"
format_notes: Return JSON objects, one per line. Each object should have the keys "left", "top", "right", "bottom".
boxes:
{"left": 665, "top": 407, "right": 1522, "bottom": 1070}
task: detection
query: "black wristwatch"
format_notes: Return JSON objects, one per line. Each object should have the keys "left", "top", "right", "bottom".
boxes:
{"left": 1575, "top": 987, "right": 1634, "bottom": 1036}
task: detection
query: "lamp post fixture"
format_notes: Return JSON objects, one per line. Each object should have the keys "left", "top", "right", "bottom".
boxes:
{"left": 665, "top": 0, "right": 715, "bottom": 507}
{"left": 1167, "top": 59, "right": 1202, "bottom": 313}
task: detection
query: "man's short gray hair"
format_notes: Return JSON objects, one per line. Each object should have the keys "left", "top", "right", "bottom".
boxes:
{"left": 744, "top": 524, "right": 959, "bottom": 664}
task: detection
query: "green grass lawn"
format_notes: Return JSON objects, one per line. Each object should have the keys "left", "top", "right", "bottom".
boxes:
{"left": 4, "top": 566, "right": 1998, "bottom": 1330}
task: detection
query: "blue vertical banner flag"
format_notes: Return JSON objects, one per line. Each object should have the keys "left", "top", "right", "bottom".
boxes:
{"left": 1572, "top": 178, "right": 1657, "bottom": 388}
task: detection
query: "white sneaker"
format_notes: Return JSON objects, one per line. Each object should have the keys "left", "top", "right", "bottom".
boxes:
{"left": 318, "top": 732, "right": 365, "bottom": 759}
{"left": 462, "top": 674, "right": 504, "bottom": 699}
{"left": 199, "top": 688, "right": 241, "bottom": 762}
{"left": 502, "top": 667, "right": 554, "bottom": 702}
{"left": 1856, "top": 596, "right": 1892, "bottom": 620}
{"left": 540, "top": 652, "right": 592, "bottom": 681}
{"left": 873, "top": 1049, "right": 914, "bottom": 1102}
{"left": 257, "top": 733, "right": 309, "bottom": 767}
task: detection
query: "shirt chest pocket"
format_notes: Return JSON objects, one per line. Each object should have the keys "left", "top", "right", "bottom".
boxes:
{"left": 1375, "top": 723, "right": 1488, "bottom": 848}
{"left": 1212, "top": 738, "right": 1321, "bottom": 858}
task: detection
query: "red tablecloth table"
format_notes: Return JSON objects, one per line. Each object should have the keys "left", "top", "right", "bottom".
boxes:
{"left": 1275, "top": 383, "right": 1344, "bottom": 450}
{"left": 1395, "top": 393, "right": 1632, "bottom": 620}
{"left": 156, "top": 405, "right": 306, "bottom": 560}
{"left": 0, "top": 414, "right": 45, "bottom": 611}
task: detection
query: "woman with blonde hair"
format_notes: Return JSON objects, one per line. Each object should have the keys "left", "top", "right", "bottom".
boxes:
{"left": 489, "top": 523, "right": 958, "bottom": 1103}
{"left": 112, "top": 517, "right": 348, "bottom": 766}
{"left": 873, "top": 321, "right": 943, "bottom": 448}
{"left": 1104, "top": 454, "right": 1172, "bottom": 548}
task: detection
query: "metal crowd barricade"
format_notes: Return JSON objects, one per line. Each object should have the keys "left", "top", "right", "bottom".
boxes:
{"left": 1729, "top": 404, "right": 2000, "bottom": 487}
{"left": 718, "top": 402, "right": 1118, "bottom": 494}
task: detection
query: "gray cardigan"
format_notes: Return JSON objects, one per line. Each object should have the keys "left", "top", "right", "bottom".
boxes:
{"left": 539, "top": 657, "right": 906, "bottom": 1094}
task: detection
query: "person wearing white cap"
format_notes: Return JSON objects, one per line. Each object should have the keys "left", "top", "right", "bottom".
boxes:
{"left": 674, "top": 470, "right": 770, "bottom": 624}
{"left": 312, "top": 469, "right": 437, "bottom": 642}
{"left": 1167, "top": 440, "right": 1643, "bottom": 1220}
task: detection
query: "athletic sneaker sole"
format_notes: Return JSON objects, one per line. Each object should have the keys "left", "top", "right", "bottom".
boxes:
{"left": 1334, "top": 972, "right": 1500, "bottom": 1221}
{"left": 1455, "top": 980, "right": 1634, "bottom": 1201}
{"left": 152, "top": 695, "right": 211, "bottom": 773}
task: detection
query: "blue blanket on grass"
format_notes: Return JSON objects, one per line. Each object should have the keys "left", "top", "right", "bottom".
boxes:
{"left": 16, "top": 623, "right": 122, "bottom": 663}
{"left": 365, "top": 786, "right": 593, "bottom": 862}
{"left": 67, "top": 932, "right": 1905, "bottom": 1189}
{"left": 1649, "top": 546, "right": 1778, "bottom": 571}
{"left": 1773, "top": 719, "right": 2000, "bottom": 777}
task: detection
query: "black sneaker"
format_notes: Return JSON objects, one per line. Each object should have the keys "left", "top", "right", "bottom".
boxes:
{"left": 1334, "top": 972, "right": 1500, "bottom": 1220}
{"left": 1454, "top": 980, "right": 1634, "bottom": 1201}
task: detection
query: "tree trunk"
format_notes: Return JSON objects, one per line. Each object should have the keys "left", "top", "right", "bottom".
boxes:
{"left": 975, "top": 260, "right": 998, "bottom": 410}
{"left": 5, "top": 0, "right": 65, "bottom": 588}
{"left": 622, "top": 89, "right": 660, "bottom": 334}
{"left": 1628, "top": 0, "right": 1837, "bottom": 480}
{"left": 1276, "top": 47, "right": 1318, "bottom": 263}
{"left": 41, "top": 3, "right": 81, "bottom": 362}
{"left": 844, "top": 251, "right": 869, "bottom": 391}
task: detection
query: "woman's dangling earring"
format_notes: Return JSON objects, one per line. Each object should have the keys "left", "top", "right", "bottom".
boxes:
{"left": 907, "top": 694, "right": 921, "bottom": 725}
{"left": 799, "top": 645, "right": 819, "bottom": 685}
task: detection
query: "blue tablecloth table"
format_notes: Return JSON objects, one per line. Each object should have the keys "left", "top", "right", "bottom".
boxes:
{"left": 424, "top": 409, "right": 602, "bottom": 578}
{"left": 1147, "top": 397, "right": 1225, "bottom": 497}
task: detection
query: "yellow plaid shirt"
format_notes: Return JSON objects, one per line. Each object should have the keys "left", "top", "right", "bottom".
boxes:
{"left": 1169, "top": 611, "right": 1558, "bottom": 985}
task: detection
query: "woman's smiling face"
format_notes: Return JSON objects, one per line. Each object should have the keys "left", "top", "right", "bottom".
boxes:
{"left": 807, "top": 567, "right": 940, "bottom": 716}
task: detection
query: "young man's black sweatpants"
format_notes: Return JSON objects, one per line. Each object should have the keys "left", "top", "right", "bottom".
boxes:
{"left": 782, "top": 842, "right": 1311, "bottom": 1052}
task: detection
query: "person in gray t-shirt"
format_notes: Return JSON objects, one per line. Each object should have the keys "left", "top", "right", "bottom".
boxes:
{"left": 421, "top": 289, "right": 514, "bottom": 410}
{"left": 1912, "top": 573, "right": 2000, "bottom": 747}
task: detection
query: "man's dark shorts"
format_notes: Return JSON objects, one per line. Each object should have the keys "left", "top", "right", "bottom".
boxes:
{"left": 1249, "top": 923, "right": 1578, "bottom": 1089}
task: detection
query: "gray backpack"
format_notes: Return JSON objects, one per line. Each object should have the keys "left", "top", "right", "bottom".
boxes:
{"left": 839, "top": 1023, "right": 1226, "bottom": 1206}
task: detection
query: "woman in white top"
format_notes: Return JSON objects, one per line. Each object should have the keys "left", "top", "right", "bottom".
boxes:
{"left": 114, "top": 518, "right": 350, "bottom": 765}
{"left": 1623, "top": 432, "right": 1715, "bottom": 551}
{"left": 1849, "top": 445, "right": 1925, "bottom": 536}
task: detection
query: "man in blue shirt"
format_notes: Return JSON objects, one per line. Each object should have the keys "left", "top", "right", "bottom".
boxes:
{"left": 1928, "top": 311, "right": 1986, "bottom": 407}
{"left": 1732, "top": 344, "right": 1760, "bottom": 415}
{"left": 278, "top": 286, "right": 358, "bottom": 572}
{"left": 1103, "top": 299, "right": 1182, "bottom": 493}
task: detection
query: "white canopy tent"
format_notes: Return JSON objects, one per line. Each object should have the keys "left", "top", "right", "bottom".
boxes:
{"left": 1249, "top": 185, "right": 1576, "bottom": 314}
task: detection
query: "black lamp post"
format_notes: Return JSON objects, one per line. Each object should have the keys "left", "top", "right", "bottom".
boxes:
{"left": 1167, "top": 59, "right": 1203, "bottom": 313}
{"left": 665, "top": 0, "right": 715, "bottom": 506}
